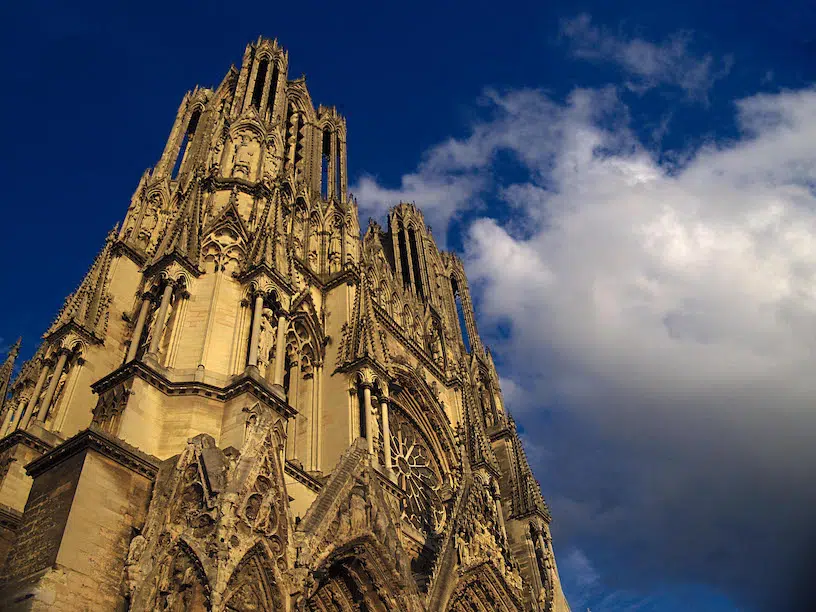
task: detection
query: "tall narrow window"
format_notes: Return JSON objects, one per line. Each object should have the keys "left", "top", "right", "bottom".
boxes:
{"left": 172, "top": 110, "right": 200, "bottom": 178}
{"left": 408, "top": 228, "right": 425, "bottom": 300}
{"left": 321, "top": 129, "right": 331, "bottom": 199}
{"left": 283, "top": 354, "right": 293, "bottom": 400}
{"left": 294, "top": 115, "right": 304, "bottom": 171}
{"left": 398, "top": 230, "right": 411, "bottom": 290}
{"left": 357, "top": 386, "right": 367, "bottom": 438}
{"left": 251, "top": 59, "right": 269, "bottom": 110}
{"left": 451, "top": 278, "right": 471, "bottom": 352}
{"left": 266, "top": 63, "right": 279, "bottom": 121}
{"left": 335, "top": 135, "right": 342, "bottom": 197}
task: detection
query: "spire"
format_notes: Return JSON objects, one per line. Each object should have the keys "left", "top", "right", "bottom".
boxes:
{"left": 46, "top": 228, "right": 116, "bottom": 343}
{"left": 337, "top": 267, "right": 389, "bottom": 371}
{"left": 463, "top": 380, "right": 500, "bottom": 474}
{"left": 508, "top": 417, "right": 551, "bottom": 521}
{"left": 0, "top": 338, "right": 21, "bottom": 411}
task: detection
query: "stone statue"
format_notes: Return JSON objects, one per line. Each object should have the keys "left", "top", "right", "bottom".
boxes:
{"left": 263, "top": 143, "right": 282, "bottom": 182}
{"left": 231, "top": 131, "right": 259, "bottom": 180}
{"left": 350, "top": 490, "right": 367, "bottom": 532}
{"left": 329, "top": 228, "right": 342, "bottom": 273}
{"left": 456, "top": 529, "right": 471, "bottom": 567}
{"left": 257, "top": 307, "right": 276, "bottom": 376}
{"left": 124, "top": 534, "right": 147, "bottom": 594}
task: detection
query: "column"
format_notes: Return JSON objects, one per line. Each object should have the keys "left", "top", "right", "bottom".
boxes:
{"left": 0, "top": 399, "right": 18, "bottom": 436}
{"left": 380, "top": 396, "right": 392, "bottom": 472}
{"left": 273, "top": 315, "right": 287, "bottom": 385}
{"left": 147, "top": 283, "right": 174, "bottom": 356}
{"left": 126, "top": 295, "right": 152, "bottom": 362}
{"left": 36, "top": 350, "right": 69, "bottom": 423}
{"left": 20, "top": 362, "right": 50, "bottom": 430}
{"left": 526, "top": 532, "right": 545, "bottom": 595}
{"left": 363, "top": 385, "right": 374, "bottom": 456}
{"left": 247, "top": 294, "right": 264, "bottom": 367}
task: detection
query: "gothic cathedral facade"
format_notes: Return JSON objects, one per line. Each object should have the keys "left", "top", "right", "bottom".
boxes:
{"left": 0, "top": 39, "right": 570, "bottom": 612}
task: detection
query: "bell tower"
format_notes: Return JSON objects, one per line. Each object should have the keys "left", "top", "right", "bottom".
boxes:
{"left": 0, "top": 38, "right": 570, "bottom": 612}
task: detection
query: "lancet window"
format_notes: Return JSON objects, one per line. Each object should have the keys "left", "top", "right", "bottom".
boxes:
{"left": 172, "top": 109, "right": 201, "bottom": 178}
{"left": 451, "top": 277, "right": 471, "bottom": 353}
{"left": 335, "top": 133, "right": 343, "bottom": 197}
{"left": 356, "top": 385, "right": 367, "bottom": 439}
{"left": 408, "top": 228, "right": 425, "bottom": 300}
{"left": 321, "top": 128, "right": 331, "bottom": 199}
{"left": 283, "top": 320, "right": 319, "bottom": 470}
{"left": 250, "top": 59, "right": 269, "bottom": 111}
{"left": 397, "top": 227, "right": 411, "bottom": 291}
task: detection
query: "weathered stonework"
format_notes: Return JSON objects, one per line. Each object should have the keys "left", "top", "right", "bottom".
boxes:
{"left": 0, "top": 37, "right": 571, "bottom": 611}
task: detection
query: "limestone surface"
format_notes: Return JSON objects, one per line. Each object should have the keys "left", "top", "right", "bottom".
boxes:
{"left": 0, "top": 37, "right": 570, "bottom": 611}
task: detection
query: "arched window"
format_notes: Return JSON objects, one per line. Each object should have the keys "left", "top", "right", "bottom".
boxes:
{"left": 451, "top": 278, "right": 471, "bottom": 353}
{"left": 284, "top": 322, "right": 318, "bottom": 469}
{"left": 321, "top": 128, "right": 331, "bottom": 199}
{"left": 265, "top": 62, "right": 279, "bottom": 121}
{"left": 283, "top": 353, "right": 292, "bottom": 398}
{"left": 397, "top": 229, "right": 411, "bottom": 291}
{"left": 251, "top": 59, "right": 269, "bottom": 110}
{"left": 172, "top": 110, "right": 200, "bottom": 178}
{"left": 335, "top": 134, "right": 342, "bottom": 197}
{"left": 408, "top": 228, "right": 425, "bottom": 300}
{"left": 357, "top": 385, "right": 367, "bottom": 439}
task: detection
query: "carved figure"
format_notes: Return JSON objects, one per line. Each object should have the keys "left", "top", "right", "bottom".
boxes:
{"left": 231, "top": 130, "right": 260, "bottom": 180}
{"left": 456, "top": 529, "right": 471, "bottom": 566}
{"left": 257, "top": 307, "right": 276, "bottom": 375}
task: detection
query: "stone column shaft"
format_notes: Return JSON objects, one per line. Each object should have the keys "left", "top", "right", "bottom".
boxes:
{"left": 363, "top": 386, "right": 374, "bottom": 455}
{"left": 20, "top": 365, "right": 49, "bottom": 430}
{"left": 37, "top": 351, "right": 68, "bottom": 422}
{"left": 147, "top": 284, "right": 174, "bottom": 356}
{"left": 247, "top": 294, "right": 264, "bottom": 367}
{"left": 273, "top": 315, "right": 287, "bottom": 385}
{"left": 0, "top": 399, "right": 18, "bottom": 436}
{"left": 126, "top": 296, "right": 152, "bottom": 362}
{"left": 380, "top": 398, "right": 392, "bottom": 471}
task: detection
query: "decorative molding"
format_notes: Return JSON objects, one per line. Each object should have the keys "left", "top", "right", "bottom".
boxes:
{"left": 91, "top": 360, "right": 297, "bottom": 419}
{"left": 25, "top": 426, "right": 160, "bottom": 480}
{"left": 284, "top": 459, "right": 323, "bottom": 493}
{"left": 0, "top": 503, "right": 22, "bottom": 531}
{"left": 0, "top": 429, "right": 54, "bottom": 456}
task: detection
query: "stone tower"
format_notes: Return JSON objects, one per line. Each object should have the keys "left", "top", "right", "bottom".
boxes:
{"left": 0, "top": 38, "right": 570, "bottom": 611}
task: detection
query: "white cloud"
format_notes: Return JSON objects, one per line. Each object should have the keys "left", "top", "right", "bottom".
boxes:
{"left": 352, "top": 82, "right": 816, "bottom": 607}
{"left": 560, "top": 14, "right": 733, "bottom": 101}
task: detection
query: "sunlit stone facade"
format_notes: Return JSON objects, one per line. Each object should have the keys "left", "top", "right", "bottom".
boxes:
{"left": 0, "top": 38, "right": 570, "bottom": 611}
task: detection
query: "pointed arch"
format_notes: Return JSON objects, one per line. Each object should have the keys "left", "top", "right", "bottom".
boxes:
{"left": 222, "top": 541, "right": 284, "bottom": 611}
{"left": 390, "top": 364, "right": 458, "bottom": 479}
{"left": 144, "top": 538, "right": 212, "bottom": 611}
{"left": 445, "top": 563, "right": 524, "bottom": 612}
{"left": 306, "top": 536, "right": 417, "bottom": 612}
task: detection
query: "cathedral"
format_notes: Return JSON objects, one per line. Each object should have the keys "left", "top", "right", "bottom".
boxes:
{"left": 0, "top": 38, "right": 570, "bottom": 611}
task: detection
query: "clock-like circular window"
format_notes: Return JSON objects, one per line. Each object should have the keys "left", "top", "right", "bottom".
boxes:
{"left": 389, "top": 407, "right": 446, "bottom": 534}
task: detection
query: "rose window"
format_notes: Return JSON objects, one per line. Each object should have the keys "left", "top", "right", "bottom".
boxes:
{"left": 389, "top": 409, "right": 445, "bottom": 534}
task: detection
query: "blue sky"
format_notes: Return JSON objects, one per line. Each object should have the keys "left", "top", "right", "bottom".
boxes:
{"left": 2, "top": 1, "right": 816, "bottom": 610}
